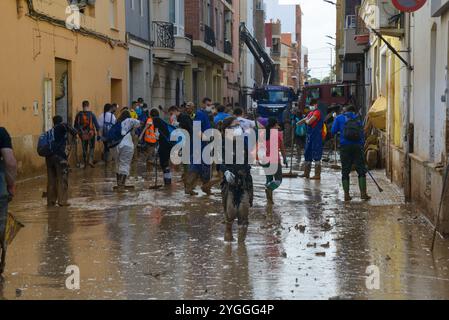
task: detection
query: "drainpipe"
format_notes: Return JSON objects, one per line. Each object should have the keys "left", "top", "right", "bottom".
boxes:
{"left": 148, "top": 0, "right": 153, "bottom": 106}
{"left": 404, "top": 12, "right": 412, "bottom": 202}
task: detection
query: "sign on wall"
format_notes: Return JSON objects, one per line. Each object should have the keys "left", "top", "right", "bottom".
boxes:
{"left": 392, "top": 0, "right": 427, "bottom": 12}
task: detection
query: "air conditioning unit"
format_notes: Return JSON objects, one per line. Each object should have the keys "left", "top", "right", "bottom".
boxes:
{"left": 360, "top": 0, "right": 400, "bottom": 30}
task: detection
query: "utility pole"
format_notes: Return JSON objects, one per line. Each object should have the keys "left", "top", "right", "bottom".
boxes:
{"left": 404, "top": 12, "right": 412, "bottom": 202}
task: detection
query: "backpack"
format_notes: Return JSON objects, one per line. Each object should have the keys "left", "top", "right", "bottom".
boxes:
{"left": 159, "top": 120, "right": 184, "bottom": 147}
{"left": 78, "top": 112, "right": 95, "bottom": 141}
{"left": 37, "top": 129, "right": 55, "bottom": 157}
{"left": 343, "top": 115, "right": 363, "bottom": 142}
{"left": 105, "top": 122, "right": 129, "bottom": 148}
{"left": 102, "top": 113, "right": 114, "bottom": 138}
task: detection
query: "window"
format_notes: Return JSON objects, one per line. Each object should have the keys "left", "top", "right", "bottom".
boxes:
{"left": 170, "top": 0, "right": 185, "bottom": 36}
{"left": 139, "top": 0, "right": 144, "bottom": 16}
{"left": 306, "top": 88, "right": 321, "bottom": 100}
{"left": 331, "top": 87, "right": 345, "bottom": 98}
{"left": 110, "top": 0, "right": 118, "bottom": 29}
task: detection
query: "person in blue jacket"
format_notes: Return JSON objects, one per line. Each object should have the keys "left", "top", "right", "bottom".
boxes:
{"left": 331, "top": 105, "right": 370, "bottom": 201}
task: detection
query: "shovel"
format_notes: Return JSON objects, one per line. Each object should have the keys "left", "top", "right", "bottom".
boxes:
{"left": 330, "top": 137, "right": 341, "bottom": 170}
{"left": 283, "top": 125, "right": 298, "bottom": 178}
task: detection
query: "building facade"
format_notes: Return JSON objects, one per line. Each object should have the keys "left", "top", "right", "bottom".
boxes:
{"left": 126, "top": 0, "right": 151, "bottom": 105}
{"left": 265, "top": 19, "right": 282, "bottom": 85}
{"left": 239, "top": 0, "right": 256, "bottom": 108}
{"left": 359, "top": 0, "right": 449, "bottom": 234}
{"left": 151, "top": 0, "right": 192, "bottom": 109}
{"left": 280, "top": 33, "right": 300, "bottom": 90}
{"left": 184, "top": 0, "right": 234, "bottom": 106}
{"left": 254, "top": 0, "right": 267, "bottom": 86}
{"left": 0, "top": 0, "right": 128, "bottom": 176}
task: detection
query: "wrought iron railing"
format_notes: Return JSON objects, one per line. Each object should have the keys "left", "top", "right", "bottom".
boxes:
{"left": 152, "top": 21, "right": 175, "bottom": 49}
{"left": 224, "top": 39, "right": 232, "bottom": 55}
{"left": 204, "top": 24, "right": 216, "bottom": 47}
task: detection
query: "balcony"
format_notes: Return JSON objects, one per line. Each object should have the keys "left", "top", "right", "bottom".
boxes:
{"left": 224, "top": 39, "right": 233, "bottom": 56}
{"left": 152, "top": 21, "right": 175, "bottom": 59}
{"left": 204, "top": 25, "right": 216, "bottom": 47}
{"left": 343, "top": 15, "right": 364, "bottom": 61}
{"left": 360, "top": 0, "right": 403, "bottom": 37}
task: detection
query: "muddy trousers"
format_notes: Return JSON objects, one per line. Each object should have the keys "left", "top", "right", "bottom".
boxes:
{"left": 115, "top": 145, "right": 134, "bottom": 176}
{"left": 185, "top": 165, "right": 211, "bottom": 194}
{"left": 0, "top": 198, "right": 8, "bottom": 274}
{"left": 222, "top": 184, "right": 251, "bottom": 242}
{"left": 46, "top": 155, "right": 69, "bottom": 206}
{"left": 102, "top": 141, "right": 111, "bottom": 163}
{"left": 340, "top": 144, "right": 368, "bottom": 196}
{"left": 81, "top": 137, "right": 96, "bottom": 164}
{"left": 340, "top": 144, "right": 367, "bottom": 181}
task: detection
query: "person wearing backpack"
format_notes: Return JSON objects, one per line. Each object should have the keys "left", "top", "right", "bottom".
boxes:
{"left": 148, "top": 109, "right": 174, "bottom": 186}
{"left": 297, "top": 99, "right": 325, "bottom": 180}
{"left": 98, "top": 103, "right": 117, "bottom": 164}
{"left": 0, "top": 127, "right": 17, "bottom": 274}
{"left": 74, "top": 100, "right": 100, "bottom": 168}
{"left": 331, "top": 105, "right": 370, "bottom": 201}
{"left": 44, "top": 116, "right": 78, "bottom": 207}
{"left": 113, "top": 110, "right": 141, "bottom": 190}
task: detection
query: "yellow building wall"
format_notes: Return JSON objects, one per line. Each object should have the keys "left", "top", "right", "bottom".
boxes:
{"left": 0, "top": 0, "right": 128, "bottom": 177}
{"left": 386, "top": 37, "right": 402, "bottom": 148}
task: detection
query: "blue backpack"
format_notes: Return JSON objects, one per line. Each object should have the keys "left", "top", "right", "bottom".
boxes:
{"left": 106, "top": 122, "right": 128, "bottom": 148}
{"left": 102, "top": 113, "right": 114, "bottom": 138}
{"left": 159, "top": 121, "right": 184, "bottom": 147}
{"left": 37, "top": 129, "right": 55, "bottom": 157}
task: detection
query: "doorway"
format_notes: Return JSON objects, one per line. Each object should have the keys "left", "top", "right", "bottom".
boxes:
{"left": 55, "top": 58, "right": 71, "bottom": 123}
{"left": 111, "top": 78, "right": 123, "bottom": 106}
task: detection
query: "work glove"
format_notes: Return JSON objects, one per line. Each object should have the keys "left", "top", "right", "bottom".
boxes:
{"left": 224, "top": 171, "right": 236, "bottom": 184}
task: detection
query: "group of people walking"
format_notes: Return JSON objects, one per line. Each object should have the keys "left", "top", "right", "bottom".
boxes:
{"left": 0, "top": 95, "right": 372, "bottom": 274}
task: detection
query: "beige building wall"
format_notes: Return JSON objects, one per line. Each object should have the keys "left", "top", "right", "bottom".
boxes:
{"left": 0, "top": 0, "right": 128, "bottom": 176}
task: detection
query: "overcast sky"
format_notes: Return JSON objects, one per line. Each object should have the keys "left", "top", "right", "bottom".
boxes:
{"left": 264, "top": 0, "right": 336, "bottom": 80}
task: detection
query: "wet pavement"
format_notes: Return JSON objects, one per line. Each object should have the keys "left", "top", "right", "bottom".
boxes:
{"left": 2, "top": 158, "right": 449, "bottom": 300}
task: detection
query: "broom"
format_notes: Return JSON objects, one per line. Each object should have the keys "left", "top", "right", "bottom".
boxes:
{"left": 330, "top": 137, "right": 341, "bottom": 170}
{"left": 149, "top": 144, "right": 163, "bottom": 190}
{"left": 283, "top": 124, "right": 299, "bottom": 178}
{"left": 431, "top": 163, "right": 449, "bottom": 252}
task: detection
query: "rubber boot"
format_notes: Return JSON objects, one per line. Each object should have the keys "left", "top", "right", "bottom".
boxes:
{"left": 342, "top": 180, "right": 352, "bottom": 202}
{"left": 224, "top": 222, "right": 234, "bottom": 242}
{"left": 238, "top": 225, "right": 248, "bottom": 243}
{"left": 359, "top": 177, "right": 371, "bottom": 200}
{"left": 299, "top": 162, "right": 312, "bottom": 178}
{"left": 185, "top": 172, "right": 199, "bottom": 195}
{"left": 310, "top": 162, "right": 321, "bottom": 180}
{"left": 163, "top": 169, "right": 172, "bottom": 186}
{"left": 201, "top": 183, "right": 212, "bottom": 195}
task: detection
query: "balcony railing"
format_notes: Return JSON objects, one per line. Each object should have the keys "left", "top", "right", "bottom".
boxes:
{"left": 152, "top": 21, "right": 175, "bottom": 49}
{"left": 224, "top": 39, "right": 232, "bottom": 56}
{"left": 204, "top": 24, "right": 216, "bottom": 47}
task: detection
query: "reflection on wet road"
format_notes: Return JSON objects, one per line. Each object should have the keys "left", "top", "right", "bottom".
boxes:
{"left": 2, "top": 161, "right": 449, "bottom": 300}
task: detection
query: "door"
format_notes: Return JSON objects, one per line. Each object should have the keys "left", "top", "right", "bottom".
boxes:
{"left": 43, "top": 79, "right": 53, "bottom": 131}
{"left": 55, "top": 58, "right": 70, "bottom": 123}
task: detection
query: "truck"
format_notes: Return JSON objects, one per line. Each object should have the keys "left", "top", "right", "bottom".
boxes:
{"left": 240, "top": 23, "right": 297, "bottom": 123}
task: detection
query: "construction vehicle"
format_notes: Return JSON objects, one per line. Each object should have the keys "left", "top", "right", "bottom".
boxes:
{"left": 240, "top": 23, "right": 297, "bottom": 122}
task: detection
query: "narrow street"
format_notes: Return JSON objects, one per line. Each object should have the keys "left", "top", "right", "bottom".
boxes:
{"left": 2, "top": 160, "right": 449, "bottom": 300}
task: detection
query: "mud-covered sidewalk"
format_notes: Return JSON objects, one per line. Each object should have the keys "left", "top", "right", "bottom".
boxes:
{"left": 1, "top": 160, "right": 449, "bottom": 300}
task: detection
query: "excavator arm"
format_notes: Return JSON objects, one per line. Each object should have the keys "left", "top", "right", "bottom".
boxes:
{"left": 240, "top": 22, "right": 275, "bottom": 85}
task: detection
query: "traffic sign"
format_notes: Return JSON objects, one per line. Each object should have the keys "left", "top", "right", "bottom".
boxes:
{"left": 392, "top": 0, "right": 427, "bottom": 12}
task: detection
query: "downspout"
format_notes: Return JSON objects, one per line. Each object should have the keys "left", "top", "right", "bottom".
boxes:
{"left": 404, "top": 12, "right": 412, "bottom": 202}
{"left": 148, "top": 0, "right": 153, "bottom": 107}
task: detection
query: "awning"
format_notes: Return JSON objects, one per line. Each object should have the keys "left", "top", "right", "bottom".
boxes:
{"left": 368, "top": 96, "right": 387, "bottom": 130}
